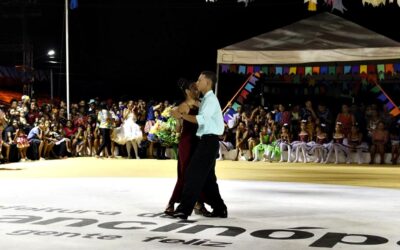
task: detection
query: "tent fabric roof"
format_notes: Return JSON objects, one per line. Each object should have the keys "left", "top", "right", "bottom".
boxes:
{"left": 217, "top": 12, "right": 400, "bottom": 65}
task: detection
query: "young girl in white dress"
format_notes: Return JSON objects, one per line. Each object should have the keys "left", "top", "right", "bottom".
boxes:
{"left": 122, "top": 101, "right": 143, "bottom": 159}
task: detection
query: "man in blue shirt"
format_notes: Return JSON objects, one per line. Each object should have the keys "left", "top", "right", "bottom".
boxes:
{"left": 170, "top": 71, "right": 227, "bottom": 220}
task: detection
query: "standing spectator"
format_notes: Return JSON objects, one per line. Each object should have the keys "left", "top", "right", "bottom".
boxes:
{"left": 336, "top": 104, "right": 355, "bottom": 137}
{"left": 95, "top": 102, "right": 113, "bottom": 158}
{"left": 301, "top": 100, "right": 317, "bottom": 121}
{"left": 275, "top": 104, "right": 291, "bottom": 127}
{"left": 316, "top": 103, "right": 333, "bottom": 134}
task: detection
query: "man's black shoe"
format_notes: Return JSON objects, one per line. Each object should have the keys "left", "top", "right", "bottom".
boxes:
{"left": 204, "top": 208, "right": 228, "bottom": 218}
{"left": 172, "top": 211, "right": 188, "bottom": 220}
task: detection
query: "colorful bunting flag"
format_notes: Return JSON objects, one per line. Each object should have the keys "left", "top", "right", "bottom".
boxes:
{"left": 244, "top": 83, "right": 255, "bottom": 92}
{"left": 360, "top": 65, "right": 367, "bottom": 74}
{"left": 297, "top": 67, "right": 305, "bottom": 75}
{"left": 377, "top": 93, "right": 388, "bottom": 102}
{"left": 254, "top": 66, "right": 261, "bottom": 73}
{"left": 352, "top": 65, "right": 360, "bottom": 74}
{"left": 248, "top": 75, "right": 258, "bottom": 85}
{"left": 328, "top": 66, "right": 335, "bottom": 75}
{"left": 377, "top": 64, "right": 385, "bottom": 73}
{"left": 261, "top": 66, "right": 268, "bottom": 74}
{"left": 247, "top": 66, "right": 254, "bottom": 74}
{"left": 344, "top": 65, "right": 352, "bottom": 74}
{"left": 238, "top": 65, "right": 246, "bottom": 74}
{"left": 367, "top": 64, "right": 376, "bottom": 74}
{"left": 283, "top": 66, "right": 290, "bottom": 75}
{"left": 240, "top": 89, "right": 249, "bottom": 98}
{"left": 305, "top": 67, "right": 312, "bottom": 75}
{"left": 232, "top": 102, "right": 241, "bottom": 111}
{"left": 276, "top": 67, "right": 283, "bottom": 75}
{"left": 336, "top": 65, "right": 343, "bottom": 75}
{"left": 320, "top": 66, "right": 328, "bottom": 74}
{"left": 386, "top": 102, "right": 395, "bottom": 110}
{"left": 331, "top": 0, "right": 347, "bottom": 12}
{"left": 370, "top": 86, "right": 380, "bottom": 93}
{"left": 362, "top": 0, "right": 386, "bottom": 7}
{"left": 289, "top": 67, "right": 297, "bottom": 75}
{"left": 221, "top": 64, "right": 229, "bottom": 73}
{"left": 305, "top": 0, "right": 317, "bottom": 11}
{"left": 230, "top": 64, "right": 237, "bottom": 73}
{"left": 312, "top": 66, "right": 320, "bottom": 74}
{"left": 385, "top": 64, "right": 394, "bottom": 74}
{"left": 70, "top": 0, "right": 78, "bottom": 10}
{"left": 394, "top": 63, "right": 400, "bottom": 73}
{"left": 390, "top": 108, "right": 400, "bottom": 117}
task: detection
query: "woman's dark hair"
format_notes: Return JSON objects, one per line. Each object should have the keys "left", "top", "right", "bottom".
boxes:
{"left": 177, "top": 78, "right": 193, "bottom": 97}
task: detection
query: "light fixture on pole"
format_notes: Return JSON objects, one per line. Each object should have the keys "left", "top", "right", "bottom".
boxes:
{"left": 47, "top": 49, "right": 56, "bottom": 57}
{"left": 47, "top": 49, "right": 56, "bottom": 101}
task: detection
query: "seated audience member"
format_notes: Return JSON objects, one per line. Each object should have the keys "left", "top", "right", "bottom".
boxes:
{"left": 324, "top": 122, "right": 346, "bottom": 164}
{"left": 217, "top": 127, "right": 234, "bottom": 161}
{"left": 15, "top": 126, "right": 30, "bottom": 161}
{"left": 309, "top": 123, "right": 328, "bottom": 163}
{"left": 27, "top": 121, "right": 45, "bottom": 160}
{"left": 389, "top": 121, "right": 400, "bottom": 165}
{"left": 292, "top": 120, "right": 310, "bottom": 163}
{"left": 278, "top": 124, "right": 292, "bottom": 163}
{"left": 345, "top": 124, "right": 368, "bottom": 164}
{"left": 235, "top": 121, "right": 248, "bottom": 161}
{"left": 252, "top": 125, "right": 272, "bottom": 162}
{"left": 369, "top": 121, "right": 389, "bottom": 164}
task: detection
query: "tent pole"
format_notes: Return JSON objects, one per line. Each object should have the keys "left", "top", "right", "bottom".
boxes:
{"left": 215, "top": 63, "right": 220, "bottom": 97}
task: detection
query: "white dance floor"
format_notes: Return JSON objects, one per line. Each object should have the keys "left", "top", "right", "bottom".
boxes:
{"left": 0, "top": 178, "right": 399, "bottom": 249}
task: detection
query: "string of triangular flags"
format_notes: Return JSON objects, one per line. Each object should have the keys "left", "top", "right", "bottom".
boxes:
{"left": 370, "top": 82, "right": 400, "bottom": 116}
{"left": 306, "top": 0, "right": 400, "bottom": 12}
{"left": 223, "top": 73, "right": 260, "bottom": 120}
{"left": 0, "top": 65, "right": 49, "bottom": 82}
{"left": 205, "top": 0, "right": 400, "bottom": 12}
{"left": 221, "top": 63, "right": 400, "bottom": 79}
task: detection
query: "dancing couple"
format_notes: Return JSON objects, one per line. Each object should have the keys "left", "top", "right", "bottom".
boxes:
{"left": 165, "top": 71, "right": 227, "bottom": 220}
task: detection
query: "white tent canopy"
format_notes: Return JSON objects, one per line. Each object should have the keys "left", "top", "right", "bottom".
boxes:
{"left": 217, "top": 12, "right": 400, "bottom": 65}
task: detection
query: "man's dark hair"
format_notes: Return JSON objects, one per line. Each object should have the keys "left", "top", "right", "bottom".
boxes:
{"left": 201, "top": 71, "right": 217, "bottom": 88}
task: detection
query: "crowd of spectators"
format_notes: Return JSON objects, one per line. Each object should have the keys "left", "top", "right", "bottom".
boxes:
{"left": 0, "top": 95, "right": 399, "bottom": 165}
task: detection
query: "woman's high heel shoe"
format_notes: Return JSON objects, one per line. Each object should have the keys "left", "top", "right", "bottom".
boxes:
{"left": 193, "top": 202, "right": 211, "bottom": 217}
{"left": 164, "top": 203, "right": 174, "bottom": 216}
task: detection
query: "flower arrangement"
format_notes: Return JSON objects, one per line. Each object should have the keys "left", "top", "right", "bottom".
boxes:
{"left": 148, "top": 106, "right": 180, "bottom": 147}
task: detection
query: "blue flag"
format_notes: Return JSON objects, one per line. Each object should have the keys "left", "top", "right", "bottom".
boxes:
{"left": 70, "top": 0, "right": 78, "bottom": 9}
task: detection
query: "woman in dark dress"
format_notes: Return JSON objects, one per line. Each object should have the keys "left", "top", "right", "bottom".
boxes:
{"left": 164, "top": 79, "right": 210, "bottom": 216}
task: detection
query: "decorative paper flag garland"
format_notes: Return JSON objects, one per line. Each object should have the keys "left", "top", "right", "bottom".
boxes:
{"left": 362, "top": 0, "right": 387, "bottom": 6}
{"left": 324, "top": 0, "right": 347, "bottom": 12}
{"left": 305, "top": 0, "right": 318, "bottom": 11}
{"left": 222, "top": 63, "right": 400, "bottom": 77}
{"left": 370, "top": 83, "right": 400, "bottom": 117}
{"left": 222, "top": 72, "right": 260, "bottom": 113}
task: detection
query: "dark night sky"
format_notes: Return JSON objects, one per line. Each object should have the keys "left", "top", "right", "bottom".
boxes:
{"left": 1, "top": 0, "right": 400, "bottom": 104}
